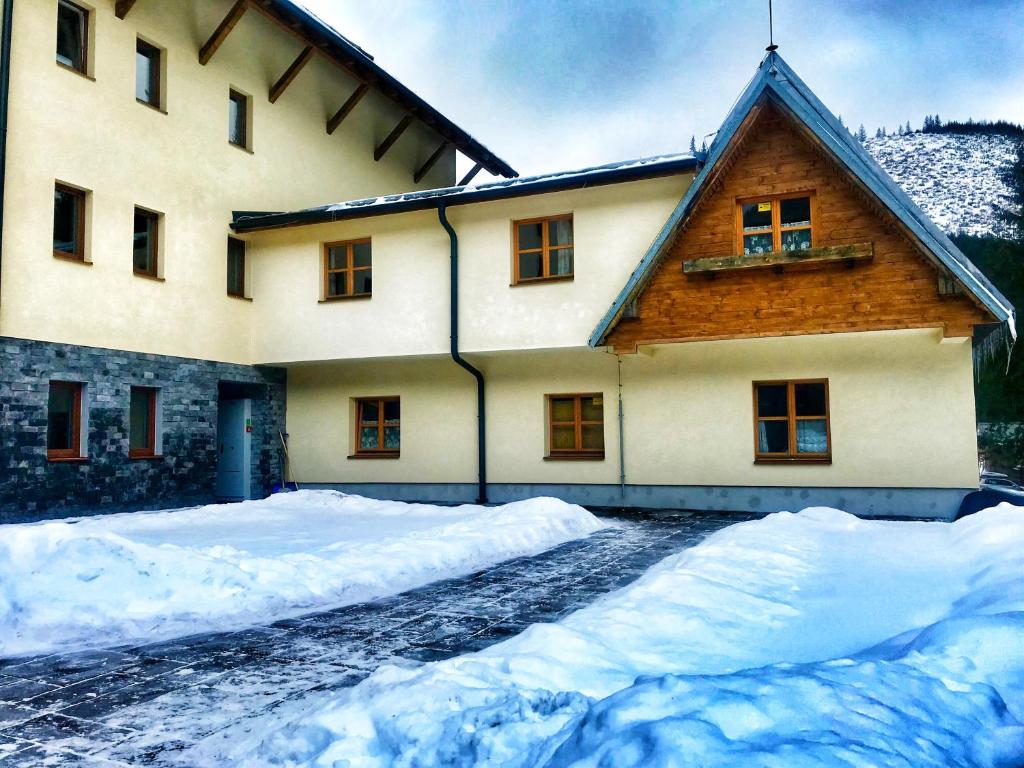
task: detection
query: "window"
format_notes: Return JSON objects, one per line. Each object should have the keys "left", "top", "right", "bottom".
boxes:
{"left": 227, "top": 237, "right": 246, "bottom": 298}
{"left": 136, "top": 39, "right": 161, "bottom": 108}
{"left": 56, "top": 0, "right": 88, "bottom": 74}
{"left": 53, "top": 183, "right": 85, "bottom": 261}
{"left": 133, "top": 207, "right": 159, "bottom": 278}
{"left": 513, "top": 214, "right": 573, "bottom": 283}
{"left": 753, "top": 380, "right": 830, "bottom": 462}
{"left": 229, "top": 89, "right": 249, "bottom": 149}
{"left": 324, "top": 239, "right": 371, "bottom": 299}
{"left": 546, "top": 393, "right": 604, "bottom": 459}
{"left": 47, "top": 381, "right": 83, "bottom": 460}
{"left": 353, "top": 397, "right": 399, "bottom": 457}
{"left": 738, "top": 193, "right": 814, "bottom": 255}
{"left": 129, "top": 386, "right": 158, "bottom": 458}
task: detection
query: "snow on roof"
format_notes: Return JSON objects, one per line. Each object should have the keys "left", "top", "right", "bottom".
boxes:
{"left": 232, "top": 153, "right": 700, "bottom": 231}
{"left": 589, "top": 52, "right": 1016, "bottom": 346}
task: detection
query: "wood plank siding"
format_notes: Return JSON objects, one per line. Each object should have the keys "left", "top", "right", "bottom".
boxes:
{"left": 605, "top": 105, "right": 992, "bottom": 353}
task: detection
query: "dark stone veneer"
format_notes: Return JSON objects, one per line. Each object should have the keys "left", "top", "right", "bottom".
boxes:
{"left": 0, "top": 336, "right": 286, "bottom": 524}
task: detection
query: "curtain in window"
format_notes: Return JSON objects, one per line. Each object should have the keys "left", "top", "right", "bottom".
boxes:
{"left": 796, "top": 420, "right": 828, "bottom": 453}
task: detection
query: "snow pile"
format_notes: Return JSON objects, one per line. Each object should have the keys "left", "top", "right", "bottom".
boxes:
{"left": 865, "top": 132, "right": 1018, "bottom": 237}
{"left": 0, "top": 491, "right": 607, "bottom": 657}
{"left": 209, "top": 504, "right": 1024, "bottom": 767}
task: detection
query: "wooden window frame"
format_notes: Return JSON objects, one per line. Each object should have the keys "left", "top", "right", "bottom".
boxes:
{"left": 227, "top": 236, "right": 247, "bottom": 298}
{"left": 128, "top": 386, "right": 159, "bottom": 459}
{"left": 352, "top": 396, "right": 399, "bottom": 458}
{"left": 56, "top": 0, "right": 89, "bottom": 76}
{"left": 132, "top": 207, "right": 160, "bottom": 279}
{"left": 47, "top": 380, "right": 84, "bottom": 461}
{"left": 323, "top": 238, "right": 372, "bottom": 300}
{"left": 53, "top": 182, "right": 86, "bottom": 262}
{"left": 545, "top": 393, "right": 605, "bottom": 460}
{"left": 735, "top": 192, "right": 816, "bottom": 256}
{"left": 136, "top": 38, "right": 161, "bottom": 109}
{"left": 228, "top": 88, "right": 249, "bottom": 149}
{"left": 752, "top": 379, "right": 831, "bottom": 463}
{"left": 512, "top": 213, "right": 574, "bottom": 285}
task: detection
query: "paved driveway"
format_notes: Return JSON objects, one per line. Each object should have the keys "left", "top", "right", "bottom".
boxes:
{"left": 0, "top": 510, "right": 752, "bottom": 766}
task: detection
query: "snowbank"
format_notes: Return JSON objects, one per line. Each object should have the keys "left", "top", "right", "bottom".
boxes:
{"left": 210, "top": 504, "right": 1024, "bottom": 767}
{"left": 0, "top": 491, "right": 607, "bottom": 657}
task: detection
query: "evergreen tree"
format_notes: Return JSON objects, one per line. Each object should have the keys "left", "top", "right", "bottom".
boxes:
{"left": 856, "top": 124, "right": 867, "bottom": 142}
{"left": 689, "top": 135, "right": 697, "bottom": 154}
{"left": 837, "top": 114, "right": 845, "bottom": 128}
{"left": 875, "top": 127, "right": 883, "bottom": 139}
{"left": 881, "top": 126, "right": 887, "bottom": 137}
{"left": 700, "top": 138, "right": 707, "bottom": 153}
{"left": 905, "top": 120, "right": 912, "bottom": 134}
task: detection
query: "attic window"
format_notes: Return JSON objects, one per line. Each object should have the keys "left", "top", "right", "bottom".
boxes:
{"left": 738, "top": 193, "right": 814, "bottom": 255}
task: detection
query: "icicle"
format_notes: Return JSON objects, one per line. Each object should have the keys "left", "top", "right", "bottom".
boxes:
{"left": 973, "top": 319, "right": 1016, "bottom": 378}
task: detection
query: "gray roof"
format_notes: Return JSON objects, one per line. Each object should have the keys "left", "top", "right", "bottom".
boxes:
{"left": 267, "top": 0, "right": 516, "bottom": 179}
{"left": 589, "top": 52, "right": 1016, "bottom": 347}
{"left": 232, "top": 153, "right": 700, "bottom": 232}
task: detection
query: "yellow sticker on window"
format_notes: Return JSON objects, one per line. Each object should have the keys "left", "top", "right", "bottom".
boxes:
{"left": 592, "top": 397, "right": 603, "bottom": 406}
{"left": 757, "top": 202, "right": 772, "bottom": 212}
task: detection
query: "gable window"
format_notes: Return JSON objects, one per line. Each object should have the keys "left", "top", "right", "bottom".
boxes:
{"left": 47, "top": 380, "right": 84, "bottom": 460}
{"left": 133, "top": 207, "right": 160, "bottom": 278}
{"left": 738, "top": 193, "right": 814, "bottom": 255}
{"left": 228, "top": 89, "right": 250, "bottom": 149}
{"left": 546, "top": 393, "right": 604, "bottom": 459}
{"left": 513, "top": 214, "right": 573, "bottom": 284}
{"left": 753, "top": 380, "right": 830, "bottom": 462}
{"left": 56, "top": 0, "right": 88, "bottom": 75}
{"left": 324, "top": 239, "right": 371, "bottom": 299}
{"left": 227, "top": 236, "right": 246, "bottom": 298}
{"left": 53, "top": 183, "right": 86, "bottom": 261}
{"left": 136, "top": 39, "right": 161, "bottom": 108}
{"left": 129, "top": 386, "right": 159, "bottom": 458}
{"left": 353, "top": 397, "right": 399, "bottom": 457}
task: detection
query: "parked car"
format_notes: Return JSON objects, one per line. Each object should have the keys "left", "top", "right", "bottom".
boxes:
{"left": 980, "top": 471, "right": 1022, "bottom": 491}
{"left": 956, "top": 479, "right": 1024, "bottom": 520}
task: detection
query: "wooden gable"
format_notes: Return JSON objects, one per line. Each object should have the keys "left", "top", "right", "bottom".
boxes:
{"left": 605, "top": 104, "right": 993, "bottom": 353}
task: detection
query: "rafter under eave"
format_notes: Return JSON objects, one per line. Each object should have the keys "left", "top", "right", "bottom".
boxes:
{"left": 114, "top": 0, "right": 138, "bottom": 19}
{"left": 413, "top": 141, "right": 450, "bottom": 184}
{"left": 457, "top": 163, "right": 483, "bottom": 187}
{"left": 326, "top": 83, "right": 369, "bottom": 135}
{"left": 269, "top": 46, "right": 314, "bottom": 103}
{"left": 199, "top": 0, "right": 250, "bottom": 66}
{"left": 374, "top": 115, "right": 414, "bottom": 162}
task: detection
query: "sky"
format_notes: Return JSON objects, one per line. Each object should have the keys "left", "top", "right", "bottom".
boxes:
{"left": 301, "top": 0, "right": 1024, "bottom": 181}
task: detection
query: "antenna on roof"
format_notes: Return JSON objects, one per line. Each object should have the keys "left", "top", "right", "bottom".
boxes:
{"left": 766, "top": 0, "right": 779, "bottom": 52}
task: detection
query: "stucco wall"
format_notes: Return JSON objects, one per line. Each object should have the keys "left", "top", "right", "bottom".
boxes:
{"left": 284, "top": 328, "right": 979, "bottom": 496}
{"left": 0, "top": 0, "right": 456, "bottom": 364}
{"left": 248, "top": 174, "right": 692, "bottom": 363}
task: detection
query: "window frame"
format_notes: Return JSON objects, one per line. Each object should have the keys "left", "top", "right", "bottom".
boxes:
{"left": 545, "top": 392, "right": 605, "bottom": 460}
{"left": 735, "top": 192, "right": 816, "bottom": 256}
{"left": 227, "top": 236, "right": 247, "bottom": 298}
{"left": 352, "top": 396, "right": 400, "bottom": 458}
{"left": 128, "top": 386, "right": 159, "bottom": 459}
{"left": 132, "top": 206, "right": 160, "bottom": 279}
{"left": 47, "top": 380, "right": 84, "bottom": 461}
{"left": 56, "top": 0, "right": 89, "bottom": 76}
{"left": 752, "top": 379, "right": 831, "bottom": 463}
{"left": 135, "top": 38, "right": 162, "bottom": 109}
{"left": 323, "top": 238, "right": 372, "bottom": 300}
{"left": 512, "top": 213, "right": 574, "bottom": 285}
{"left": 53, "top": 182, "right": 86, "bottom": 262}
{"left": 228, "top": 88, "right": 250, "bottom": 150}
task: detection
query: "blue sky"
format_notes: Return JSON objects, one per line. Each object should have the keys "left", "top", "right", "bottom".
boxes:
{"left": 302, "top": 0, "right": 1024, "bottom": 180}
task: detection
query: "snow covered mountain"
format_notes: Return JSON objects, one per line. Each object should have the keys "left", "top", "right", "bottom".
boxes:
{"left": 864, "top": 132, "right": 1018, "bottom": 238}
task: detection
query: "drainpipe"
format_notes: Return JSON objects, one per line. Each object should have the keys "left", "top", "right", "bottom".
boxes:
{"left": 617, "top": 355, "right": 626, "bottom": 506}
{"left": 0, "top": 0, "right": 14, "bottom": 309}
{"left": 437, "top": 204, "right": 487, "bottom": 504}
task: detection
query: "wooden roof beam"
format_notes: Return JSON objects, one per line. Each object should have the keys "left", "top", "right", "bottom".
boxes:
{"left": 199, "top": 0, "right": 249, "bottom": 66}
{"left": 114, "top": 0, "right": 138, "bottom": 19}
{"left": 326, "top": 83, "right": 369, "bottom": 135}
{"left": 269, "top": 45, "right": 314, "bottom": 103}
{"left": 413, "top": 141, "right": 450, "bottom": 184}
{"left": 374, "top": 115, "right": 413, "bottom": 162}
{"left": 457, "top": 163, "right": 483, "bottom": 187}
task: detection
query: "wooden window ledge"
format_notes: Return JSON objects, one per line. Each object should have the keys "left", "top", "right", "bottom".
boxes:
{"left": 47, "top": 456, "right": 88, "bottom": 463}
{"left": 229, "top": 142, "right": 254, "bottom": 155}
{"left": 754, "top": 457, "right": 832, "bottom": 465}
{"left": 227, "top": 293, "right": 253, "bottom": 302}
{"left": 511, "top": 275, "right": 574, "bottom": 287}
{"left": 544, "top": 453, "right": 605, "bottom": 461}
{"left": 320, "top": 294, "right": 372, "bottom": 303}
{"left": 137, "top": 99, "right": 168, "bottom": 115}
{"left": 129, "top": 454, "right": 164, "bottom": 461}
{"left": 684, "top": 242, "right": 873, "bottom": 276}
{"left": 133, "top": 272, "right": 165, "bottom": 282}
{"left": 56, "top": 61, "right": 95, "bottom": 81}
{"left": 53, "top": 252, "right": 91, "bottom": 265}
{"left": 348, "top": 452, "right": 399, "bottom": 460}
